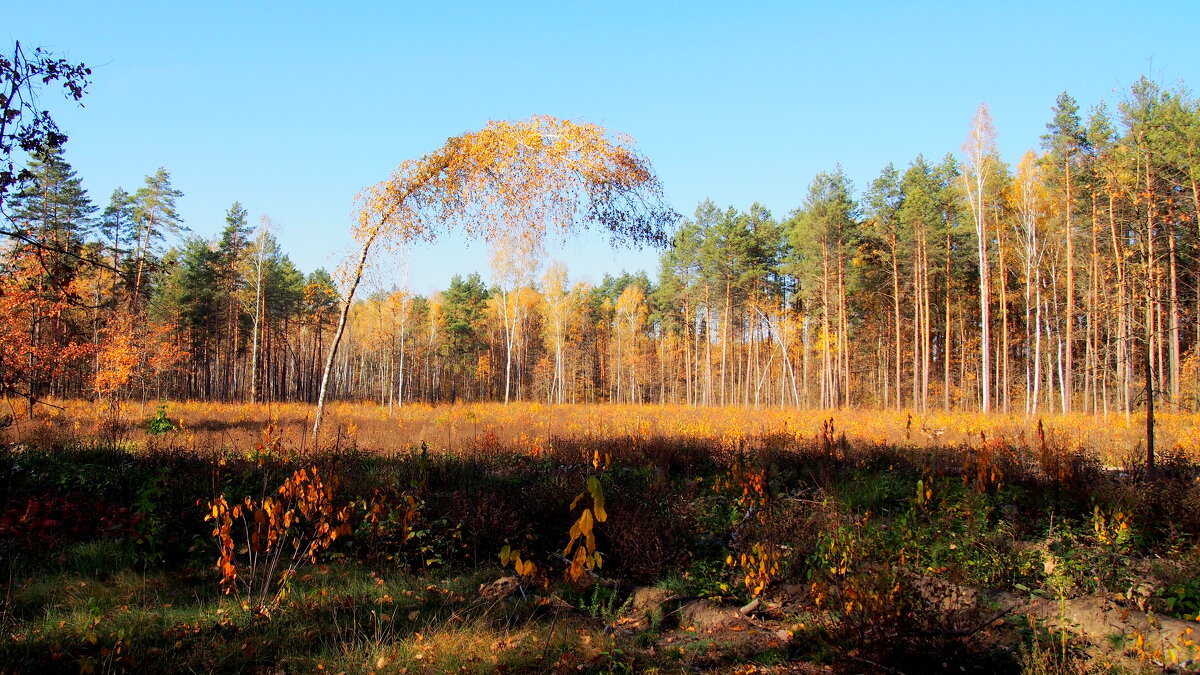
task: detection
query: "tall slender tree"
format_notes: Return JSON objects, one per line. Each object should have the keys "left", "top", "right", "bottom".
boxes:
{"left": 863, "top": 163, "right": 904, "bottom": 409}
{"left": 1041, "top": 92, "right": 1088, "bottom": 413}
{"left": 963, "top": 104, "right": 998, "bottom": 412}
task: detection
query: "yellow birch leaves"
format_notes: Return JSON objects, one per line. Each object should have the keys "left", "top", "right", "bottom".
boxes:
{"left": 353, "top": 115, "right": 675, "bottom": 255}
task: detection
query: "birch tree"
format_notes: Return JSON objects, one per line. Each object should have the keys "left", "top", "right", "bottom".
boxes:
{"left": 541, "top": 261, "right": 570, "bottom": 403}
{"left": 490, "top": 231, "right": 542, "bottom": 403}
{"left": 1013, "top": 151, "right": 1048, "bottom": 414}
{"left": 248, "top": 215, "right": 272, "bottom": 403}
{"left": 963, "top": 104, "right": 997, "bottom": 412}
{"left": 312, "top": 115, "right": 675, "bottom": 434}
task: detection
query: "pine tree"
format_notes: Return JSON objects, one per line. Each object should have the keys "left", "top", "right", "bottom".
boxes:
{"left": 1041, "top": 92, "right": 1088, "bottom": 413}
{"left": 788, "top": 167, "right": 858, "bottom": 408}
{"left": 863, "top": 163, "right": 905, "bottom": 408}
{"left": 934, "top": 154, "right": 969, "bottom": 410}
{"left": 131, "top": 167, "right": 184, "bottom": 305}
{"left": 657, "top": 218, "right": 703, "bottom": 404}
{"left": 98, "top": 188, "right": 134, "bottom": 302}
{"left": 8, "top": 145, "right": 95, "bottom": 284}
{"left": 899, "top": 156, "right": 941, "bottom": 411}
{"left": 441, "top": 273, "right": 490, "bottom": 401}
{"left": 216, "top": 201, "right": 252, "bottom": 397}
{"left": 153, "top": 237, "right": 220, "bottom": 396}
{"left": 700, "top": 206, "right": 759, "bottom": 405}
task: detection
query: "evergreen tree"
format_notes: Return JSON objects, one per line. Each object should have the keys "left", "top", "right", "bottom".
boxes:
{"left": 595, "top": 270, "right": 651, "bottom": 303}
{"left": 152, "top": 238, "right": 219, "bottom": 396}
{"left": 218, "top": 202, "right": 251, "bottom": 269}
{"left": 863, "top": 163, "right": 905, "bottom": 408}
{"left": 98, "top": 188, "right": 135, "bottom": 294}
{"left": 745, "top": 202, "right": 783, "bottom": 300}
{"left": 655, "top": 219, "right": 703, "bottom": 403}
{"left": 441, "top": 273, "right": 490, "bottom": 399}
{"left": 131, "top": 167, "right": 185, "bottom": 304}
{"left": 300, "top": 268, "right": 339, "bottom": 402}
{"left": 699, "top": 205, "right": 767, "bottom": 404}
{"left": 215, "top": 201, "right": 252, "bottom": 396}
{"left": 787, "top": 167, "right": 858, "bottom": 407}
{"left": 8, "top": 145, "right": 95, "bottom": 283}
{"left": 264, "top": 249, "right": 305, "bottom": 320}
{"left": 934, "top": 153, "right": 972, "bottom": 410}
{"left": 258, "top": 247, "right": 305, "bottom": 401}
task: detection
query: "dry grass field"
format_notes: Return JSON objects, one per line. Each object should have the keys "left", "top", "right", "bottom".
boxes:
{"left": 16, "top": 398, "right": 1200, "bottom": 466}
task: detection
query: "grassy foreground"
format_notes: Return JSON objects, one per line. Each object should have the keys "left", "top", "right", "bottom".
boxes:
{"left": 2, "top": 402, "right": 1199, "bottom": 672}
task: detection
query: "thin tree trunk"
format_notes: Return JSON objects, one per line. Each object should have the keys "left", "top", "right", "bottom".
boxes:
{"left": 944, "top": 226, "right": 952, "bottom": 410}
{"left": 998, "top": 224, "right": 1010, "bottom": 412}
{"left": 1107, "top": 191, "right": 1130, "bottom": 418}
{"left": 892, "top": 230, "right": 902, "bottom": 409}
{"left": 1064, "top": 159, "right": 1074, "bottom": 413}
{"left": 313, "top": 230, "right": 378, "bottom": 436}
{"left": 821, "top": 241, "right": 831, "bottom": 408}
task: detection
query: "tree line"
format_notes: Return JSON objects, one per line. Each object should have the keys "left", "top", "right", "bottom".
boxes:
{"left": 3, "top": 76, "right": 1200, "bottom": 415}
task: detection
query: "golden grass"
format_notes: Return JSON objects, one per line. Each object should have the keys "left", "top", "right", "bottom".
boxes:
{"left": 6, "top": 397, "right": 1199, "bottom": 464}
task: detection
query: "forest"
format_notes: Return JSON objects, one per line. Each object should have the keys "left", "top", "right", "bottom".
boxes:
{"left": 8, "top": 38, "right": 1200, "bottom": 673}
{"left": 5, "top": 79, "right": 1200, "bottom": 420}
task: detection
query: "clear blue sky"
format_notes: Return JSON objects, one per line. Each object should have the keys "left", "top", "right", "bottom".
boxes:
{"left": 9, "top": 1, "right": 1200, "bottom": 295}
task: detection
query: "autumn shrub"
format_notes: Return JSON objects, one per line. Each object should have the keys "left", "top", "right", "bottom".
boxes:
{"left": 733, "top": 493, "right": 825, "bottom": 587}
{"left": 207, "top": 465, "right": 353, "bottom": 612}
{"left": 797, "top": 509, "right": 915, "bottom": 650}
{"left": 355, "top": 486, "right": 465, "bottom": 571}
{"left": 602, "top": 468, "right": 697, "bottom": 582}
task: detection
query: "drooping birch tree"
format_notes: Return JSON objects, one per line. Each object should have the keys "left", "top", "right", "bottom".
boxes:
{"left": 313, "top": 116, "right": 676, "bottom": 434}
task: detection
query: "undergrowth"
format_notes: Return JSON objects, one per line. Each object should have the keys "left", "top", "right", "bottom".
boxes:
{"left": 0, "top": 413, "right": 1194, "bottom": 672}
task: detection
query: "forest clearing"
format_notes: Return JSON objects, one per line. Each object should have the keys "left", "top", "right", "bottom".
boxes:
{"left": 8, "top": 3, "right": 1200, "bottom": 672}
{"left": 1, "top": 400, "right": 1200, "bottom": 672}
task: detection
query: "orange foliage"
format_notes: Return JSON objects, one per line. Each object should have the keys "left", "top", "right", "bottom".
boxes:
{"left": 0, "top": 249, "right": 93, "bottom": 403}
{"left": 564, "top": 473, "right": 608, "bottom": 583}
{"left": 94, "top": 316, "right": 138, "bottom": 396}
{"left": 315, "top": 115, "right": 676, "bottom": 435}
{"left": 207, "top": 463, "right": 352, "bottom": 610}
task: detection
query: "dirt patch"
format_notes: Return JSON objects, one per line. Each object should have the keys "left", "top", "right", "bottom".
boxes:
{"left": 1017, "top": 592, "right": 1200, "bottom": 669}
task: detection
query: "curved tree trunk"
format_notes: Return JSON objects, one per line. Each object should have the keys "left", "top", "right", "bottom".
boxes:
{"left": 313, "top": 230, "right": 378, "bottom": 438}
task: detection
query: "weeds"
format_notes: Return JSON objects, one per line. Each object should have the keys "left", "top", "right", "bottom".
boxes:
{"left": 143, "top": 402, "right": 177, "bottom": 435}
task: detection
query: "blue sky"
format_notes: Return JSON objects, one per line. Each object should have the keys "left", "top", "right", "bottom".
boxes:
{"left": 8, "top": 2, "right": 1200, "bottom": 295}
